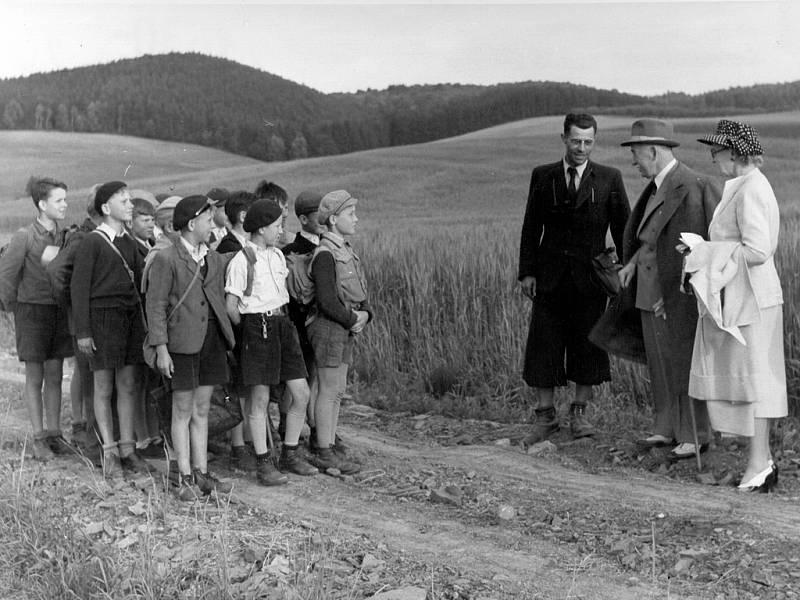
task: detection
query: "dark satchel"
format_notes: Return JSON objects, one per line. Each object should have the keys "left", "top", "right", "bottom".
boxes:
{"left": 588, "top": 288, "right": 647, "bottom": 364}
{"left": 591, "top": 247, "right": 623, "bottom": 297}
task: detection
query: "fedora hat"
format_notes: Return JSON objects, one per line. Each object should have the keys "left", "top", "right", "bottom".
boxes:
{"left": 620, "top": 118, "right": 680, "bottom": 148}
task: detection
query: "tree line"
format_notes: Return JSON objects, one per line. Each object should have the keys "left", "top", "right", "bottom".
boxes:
{"left": 1, "top": 52, "right": 799, "bottom": 162}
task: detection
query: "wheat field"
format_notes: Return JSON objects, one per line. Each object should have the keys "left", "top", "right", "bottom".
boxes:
{"left": 1, "top": 112, "right": 798, "bottom": 421}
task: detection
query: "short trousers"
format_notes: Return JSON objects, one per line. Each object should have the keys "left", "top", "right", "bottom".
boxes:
{"left": 87, "top": 304, "right": 146, "bottom": 371}
{"left": 308, "top": 314, "right": 354, "bottom": 368}
{"left": 170, "top": 317, "right": 229, "bottom": 391}
{"left": 15, "top": 302, "right": 73, "bottom": 362}
{"left": 240, "top": 313, "right": 308, "bottom": 386}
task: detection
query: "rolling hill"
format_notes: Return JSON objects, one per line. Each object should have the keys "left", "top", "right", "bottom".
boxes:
{"left": 3, "top": 53, "right": 798, "bottom": 165}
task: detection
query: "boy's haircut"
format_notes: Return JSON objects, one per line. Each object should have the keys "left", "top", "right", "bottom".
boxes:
{"left": 254, "top": 180, "right": 288, "bottom": 206}
{"left": 225, "top": 191, "right": 258, "bottom": 225}
{"left": 26, "top": 176, "right": 67, "bottom": 209}
{"left": 563, "top": 113, "right": 597, "bottom": 135}
{"left": 132, "top": 197, "right": 155, "bottom": 219}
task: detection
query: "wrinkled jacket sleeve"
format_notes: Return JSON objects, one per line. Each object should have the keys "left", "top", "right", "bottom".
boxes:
{"left": 0, "top": 228, "right": 29, "bottom": 311}
{"left": 145, "top": 251, "right": 174, "bottom": 347}
{"left": 70, "top": 235, "right": 98, "bottom": 339}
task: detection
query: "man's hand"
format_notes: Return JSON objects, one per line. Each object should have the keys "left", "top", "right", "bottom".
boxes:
{"left": 520, "top": 276, "right": 536, "bottom": 300}
{"left": 653, "top": 298, "right": 667, "bottom": 320}
{"left": 618, "top": 262, "right": 636, "bottom": 288}
{"left": 156, "top": 344, "right": 174, "bottom": 378}
{"left": 77, "top": 337, "right": 95, "bottom": 357}
{"left": 350, "top": 310, "right": 369, "bottom": 334}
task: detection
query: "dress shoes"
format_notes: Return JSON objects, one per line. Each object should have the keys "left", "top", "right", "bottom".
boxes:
{"left": 669, "top": 442, "right": 708, "bottom": 460}
{"left": 738, "top": 462, "right": 778, "bottom": 493}
{"left": 636, "top": 434, "right": 674, "bottom": 448}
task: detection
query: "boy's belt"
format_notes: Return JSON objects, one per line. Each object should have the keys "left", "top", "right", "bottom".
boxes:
{"left": 263, "top": 305, "right": 287, "bottom": 317}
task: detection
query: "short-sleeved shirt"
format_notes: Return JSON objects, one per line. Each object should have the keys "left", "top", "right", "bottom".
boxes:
{"left": 225, "top": 241, "right": 289, "bottom": 314}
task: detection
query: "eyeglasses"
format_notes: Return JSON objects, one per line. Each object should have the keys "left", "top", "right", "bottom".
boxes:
{"left": 710, "top": 146, "right": 730, "bottom": 159}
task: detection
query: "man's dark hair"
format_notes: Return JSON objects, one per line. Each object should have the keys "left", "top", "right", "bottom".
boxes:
{"left": 563, "top": 113, "right": 597, "bottom": 135}
{"left": 254, "top": 180, "right": 288, "bottom": 207}
{"left": 225, "top": 190, "right": 258, "bottom": 225}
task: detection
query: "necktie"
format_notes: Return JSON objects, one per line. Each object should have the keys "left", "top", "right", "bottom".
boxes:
{"left": 567, "top": 166, "right": 578, "bottom": 203}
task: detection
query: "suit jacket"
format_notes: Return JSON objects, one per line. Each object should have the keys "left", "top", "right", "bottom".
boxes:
{"left": 145, "top": 237, "right": 235, "bottom": 354}
{"left": 619, "top": 161, "right": 720, "bottom": 369}
{"left": 519, "top": 160, "right": 630, "bottom": 296}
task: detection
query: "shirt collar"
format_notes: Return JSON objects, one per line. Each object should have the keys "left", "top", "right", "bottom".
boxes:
{"left": 180, "top": 235, "right": 208, "bottom": 263}
{"left": 231, "top": 229, "right": 249, "bottom": 248}
{"left": 653, "top": 158, "right": 678, "bottom": 190}
{"left": 35, "top": 216, "right": 58, "bottom": 234}
{"left": 563, "top": 159, "right": 588, "bottom": 179}
{"left": 97, "top": 222, "right": 120, "bottom": 240}
{"left": 299, "top": 230, "right": 320, "bottom": 245}
{"left": 246, "top": 240, "right": 279, "bottom": 256}
{"left": 322, "top": 231, "right": 346, "bottom": 248}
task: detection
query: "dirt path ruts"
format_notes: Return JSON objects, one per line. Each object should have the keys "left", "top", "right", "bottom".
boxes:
{"left": 349, "top": 428, "right": 800, "bottom": 540}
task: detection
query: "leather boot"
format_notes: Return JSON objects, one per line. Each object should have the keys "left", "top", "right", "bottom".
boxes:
{"left": 569, "top": 404, "right": 596, "bottom": 439}
{"left": 522, "top": 406, "right": 559, "bottom": 447}
{"left": 279, "top": 444, "right": 318, "bottom": 476}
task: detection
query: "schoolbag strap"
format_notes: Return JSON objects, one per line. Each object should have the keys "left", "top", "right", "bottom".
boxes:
{"left": 241, "top": 246, "right": 257, "bottom": 296}
{"left": 167, "top": 260, "right": 202, "bottom": 322}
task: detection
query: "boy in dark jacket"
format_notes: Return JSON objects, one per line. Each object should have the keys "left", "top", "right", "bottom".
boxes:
{"left": 71, "top": 181, "right": 150, "bottom": 478}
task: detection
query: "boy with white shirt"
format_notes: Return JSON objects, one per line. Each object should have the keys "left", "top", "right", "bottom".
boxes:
{"left": 225, "top": 199, "right": 317, "bottom": 485}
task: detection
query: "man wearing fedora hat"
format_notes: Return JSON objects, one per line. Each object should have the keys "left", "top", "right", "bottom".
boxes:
{"left": 617, "top": 118, "right": 720, "bottom": 459}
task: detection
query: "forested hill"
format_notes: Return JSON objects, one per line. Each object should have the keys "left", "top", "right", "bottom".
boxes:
{"left": 1, "top": 52, "right": 799, "bottom": 162}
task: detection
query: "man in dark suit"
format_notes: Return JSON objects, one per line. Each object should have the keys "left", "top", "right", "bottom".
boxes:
{"left": 519, "top": 113, "right": 630, "bottom": 445}
{"left": 617, "top": 118, "right": 720, "bottom": 459}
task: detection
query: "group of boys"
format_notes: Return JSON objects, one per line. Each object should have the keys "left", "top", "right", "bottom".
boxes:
{"left": 2, "top": 178, "right": 353, "bottom": 501}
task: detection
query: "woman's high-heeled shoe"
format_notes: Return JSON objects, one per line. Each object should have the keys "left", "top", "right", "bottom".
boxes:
{"left": 737, "top": 463, "right": 778, "bottom": 493}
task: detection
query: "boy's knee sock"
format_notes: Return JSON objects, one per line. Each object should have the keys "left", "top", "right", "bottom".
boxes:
{"left": 284, "top": 410, "right": 305, "bottom": 446}
{"left": 248, "top": 413, "right": 269, "bottom": 455}
{"left": 118, "top": 439, "right": 136, "bottom": 458}
{"left": 102, "top": 441, "right": 119, "bottom": 457}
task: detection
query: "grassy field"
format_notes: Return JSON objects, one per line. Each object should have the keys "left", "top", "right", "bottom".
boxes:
{"left": 1, "top": 112, "right": 799, "bottom": 421}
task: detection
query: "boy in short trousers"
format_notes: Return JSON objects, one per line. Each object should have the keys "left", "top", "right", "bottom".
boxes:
{"left": 225, "top": 199, "right": 318, "bottom": 485}
{"left": 0, "top": 177, "right": 73, "bottom": 459}
{"left": 146, "top": 195, "right": 236, "bottom": 500}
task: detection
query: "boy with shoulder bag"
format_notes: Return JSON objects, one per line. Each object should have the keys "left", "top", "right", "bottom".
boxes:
{"left": 146, "top": 195, "right": 236, "bottom": 501}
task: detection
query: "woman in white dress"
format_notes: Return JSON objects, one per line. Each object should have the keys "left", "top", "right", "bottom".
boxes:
{"left": 689, "top": 120, "right": 786, "bottom": 492}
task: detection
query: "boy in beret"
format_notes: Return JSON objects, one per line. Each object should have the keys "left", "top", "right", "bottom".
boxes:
{"left": 145, "top": 195, "right": 236, "bottom": 500}
{"left": 225, "top": 199, "right": 317, "bottom": 484}
{"left": 71, "top": 181, "right": 151, "bottom": 477}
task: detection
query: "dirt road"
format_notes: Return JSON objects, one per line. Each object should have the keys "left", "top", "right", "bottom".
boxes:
{"left": 2, "top": 368, "right": 797, "bottom": 598}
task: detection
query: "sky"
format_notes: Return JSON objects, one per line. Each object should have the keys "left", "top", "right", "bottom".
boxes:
{"left": 1, "top": 1, "right": 799, "bottom": 97}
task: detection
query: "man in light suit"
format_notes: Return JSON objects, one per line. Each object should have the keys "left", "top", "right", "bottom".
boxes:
{"left": 519, "top": 113, "right": 630, "bottom": 445}
{"left": 617, "top": 118, "right": 720, "bottom": 459}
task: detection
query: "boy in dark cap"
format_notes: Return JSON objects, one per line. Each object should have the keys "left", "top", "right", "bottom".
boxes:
{"left": 280, "top": 190, "right": 325, "bottom": 443}
{"left": 225, "top": 199, "right": 317, "bottom": 484}
{"left": 145, "top": 195, "right": 236, "bottom": 500}
{"left": 71, "top": 181, "right": 151, "bottom": 478}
